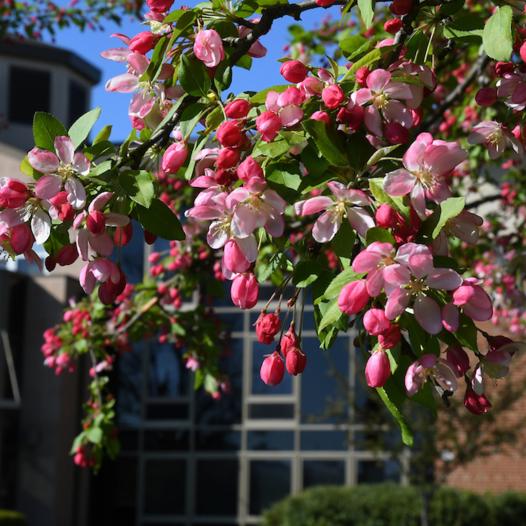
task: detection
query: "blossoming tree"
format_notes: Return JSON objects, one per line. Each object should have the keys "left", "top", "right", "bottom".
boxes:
{"left": 4, "top": 0, "right": 526, "bottom": 468}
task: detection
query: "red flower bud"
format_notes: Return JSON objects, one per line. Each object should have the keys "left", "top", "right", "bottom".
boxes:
{"left": 322, "top": 84, "right": 345, "bottom": 109}
{"left": 375, "top": 203, "right": 399, "bottom": 229}
{"left": 114, "top": 223, "right": 133, "bottom": 247}
{"left": 390, "top": 0, "right": 412, "bottom": 16}
{"left": 129, "top": 31, "right": 158, "bottom": 54}
{"left": 356, "top": 66, "right": 370, "bottom": 86}
{"left": 384, "top": 121, "right": 409, "bottom": 144}
{"left": 146, "top": 0, "right": 174, "bottom": 13}
{"left": 475, "top": 87, "right": 497, "bottom": 107}
{"left": 256, "top": 111, "right": 282, "bottom": 142}
{"left": 363, "top": 308, "right": 391, "bottom": 336}
{"left": 286, "top": 347, "right": 307, "bottom": 375}
{"left": 446, "top": 345, "right": 470, "bottom": 378}
{"left": 365, "top": 349, "right": 391, "bottom": 387}
{"left": 0, "top": 178, "right": 29, "bottom": 208}
{"left": 280, "top": 60, "right": 308, "bottom": 83}
{"left": 464, "top": 386, "right": 491, "bottom": 415}
{"left": 255, "top": 311, "right": 281, "bottom": 344}
{"left": 260, "top": 351, "right": 285, "bottom": 385}
{"left": 56, "top": 244, "right": 79, "bottom": 266}
{"left": 311, "top": 111, "right": 331, "bottom": 124}
{"left": 161, "top": 142, "right": 188, "bottom": 174}
{"left": 280, "top": 322, "right": 300, "bottom": 355}
{"left": 378, "top": 324, "right": 401, "bottom": 349}
{"left": 520, "top": 41, "right": 526, "bottom": 63}
{"left": 231, "top": 273, "right": 259, "bottom": 309}
{"left": 237, "top": 156, "right": 264, "bottom": 182}
{"left": 225, "top": 99, "right": 251, "bottom": 119}
{"left": 144, "top": 230, "right": 157, "bottom": 245}
{"left": 216, "top": 148, "right": 240, "bottom": 169}
{"left": 337, "top": 105, "right": 364, "bottom": 130}
{"left": 86, "top": 210, "right": 106, "bottom": 235}
{"left": 338, "top": 280, "right": 370, "bottom": 315}
{"left": 384, "top": 18, "right": 403, "bottom": 34}
{"left": 10, "top": 223, "right": 33, "bottom": 254}
{"left": 216, "top": 121, "right": 244, "bottom": 148}
{"left": 495, "top": 61, "right": 514, "bottom": 77}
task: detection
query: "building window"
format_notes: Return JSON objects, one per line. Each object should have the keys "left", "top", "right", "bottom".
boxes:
{"left": 68, "top": 80, "right": 88, "bottom": 126}
{"left": 8, "top": 66, "right": 50, "bottom": 124}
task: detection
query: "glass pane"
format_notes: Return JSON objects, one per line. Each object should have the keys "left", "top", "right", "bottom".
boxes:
{"left": 249, "top": 404, "right": 294, "bottom": 420}
{"left": 300, "top": 338, "right": 350, "bottom": 423}
{"left": 145, "top": 430, "right": 190, "bottom": 451}
{"left": 251, "top": 341, "right": 293, "bottom": 395}
{"left": 148, "top": 343, "right": 190, "bottom": 398}
{"left": 116, "top": 343, "right": 144, "bottom": 427}
{"left": 195, "top": 459, "right": 239, "bottom": 516}
{"left": 146, "top": 403, "right": 189, "bottom": 420}
{"left": 68, "top": 80, "right": 88, "bottom": 126}
{"left": 216, "top": 312, "right": 244, "bottom": 333}
{"left": 357, "top": 459, "right": 401, "bottom": 484}
{"left": 9, "top": 66, "right": 50, "bottom": 123}
{"left": 249, "top": 460, "right": 291, "bottom": 515}
{"left": 195, "top": 430, "right": 241, "bottom": 451}
{"left": 195, "top": 339, "right": 243, "bottom": 425}
{"left": 303, "top": 460, "right": 345, "bottom": 488}
{"left": 301, "top": 431, "right": 348, "bottom": 451}
{"left": 144, "top": 459, "right": 186, "bottom": 514}
{"left": 247, "top": 431, "right": 294, "bottom": 450}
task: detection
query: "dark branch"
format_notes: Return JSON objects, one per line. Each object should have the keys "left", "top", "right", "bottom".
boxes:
{"left": 466, "top": 193, "right": 502, "bottom": 210}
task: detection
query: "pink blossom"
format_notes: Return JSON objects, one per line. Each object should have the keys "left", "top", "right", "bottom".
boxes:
{"left": 194, "top": 29, "right": 225, "bottom": 68}
{"left": 256, "top": 111, "right": 282, "bottom": 142}
{"left": 497, "top": 71, "right": 526, "bottom": 110}
{"left": 352, "top": 242, "right": 395, "bottom": 296}
{"left": 468, "top": 121, "right": 523, "bottom": 159}
{"left": 265, "top": 87, "right": 305, "bottom": 128}
{"left": 354, "top": 69, "right": 414, "bottom": 135}
{"left": 383, "top": 132, "right": 467, "bottom": 218}
{"left": 161, "top": 142, "right": 188, "bottom": 173}
{"left": 363, "top": 308, "right": 391, "bottom": 336}
{"left": 238, "top": 25, "right": 267, "bottom": 58}
{"left": 231, "top": 272, "right": 259, "bottom": 309}
{"left": 338, "top": 279, "right": 370, "bottom": 315}
{"left": 446, "top": 345, "right": 470, "bottom": 377}
{"left": 294, "top": 181, "right": 374, "bottom": 242}
{"left": 452, "top": 278, "right": 493, "bottom": 321}
{"left": 260, "top": 351, "right": 285, "bottom": 385}
{"left": 405, "top": 354, "right": 457, "bottom": 396}
{"left": 0, "top": 178, "right": 29, "bottom": 209}
{"left": 280, "top": 60, "right": 308, "bottom": 83}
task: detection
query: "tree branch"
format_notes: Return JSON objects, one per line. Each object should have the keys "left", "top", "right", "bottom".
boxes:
{"left": 466, "top": 193, "right": 502, "bottom": 210}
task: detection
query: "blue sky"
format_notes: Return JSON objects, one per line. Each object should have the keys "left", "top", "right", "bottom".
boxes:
{"left": 47, "top": 3, "right": 338, "bottom": 141}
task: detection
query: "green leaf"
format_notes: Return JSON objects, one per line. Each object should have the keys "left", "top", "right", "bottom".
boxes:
{"left": 369, "top": 177, "right": 408, "bottom": 216}
{"left": 377, "top": 385, "right": 413, "bottom": 447}
{"left": 266, "top": 163, "right": 302, "bottom": 201}
{"left": 366, "top": 227, "right": 395, "bottom": 245}
{"left": 68, "top": 107, "right": 101, "bottom": 148}
{"left": 320, "top": 267, "right": 363, "bottom": 302}
{"left": 252, "top": 138, "right": 290, "bottom": 158}
{"left": 250, "top": 84, "right": 289, "bottom": 104}
{"left": 331, "top": 220, "right": 356, "bottom": 267}
{"left": 357, "top": 0, "right": 374, "bottom": 28}
{"left": 179, "top": 103, "right": 207, "bottom": 140}
{"left": 455, "top": 314, "right": 478, "bottom": 351}
{"left": 179, "top": 54, "right": 211, "bottom": 97}
{"left": 93, "top": 125, "right": 112, "bottom": 145}
{"left": 119, "top": 170, "right": 155, "bottom": 208}
{"left": 444, "top": 11, "right": 484, "bottom": 40}
{"left": 86, "top": 427, "right": 103, "bottom": 444}
{"left": 430, "top": 196, "right": 465, "bottom": 239}
{"left": 293, "top": 260, "right": 323, "bottom": 288}
{"left": 33, "top": 112, "right": 67, "bottom": 151}
{"left": 366, "top": 144, "right": 400, "bottom": 167}
{"left": 303, "top": 120, "right": 349, "bottom": 167}
{"left": 136, "top": 199, "right": 185, "bottom": 240}
{"left": 483, "top": 6, "right": 513, "bottom": 61}
{"left": 318, "top": 299, "right": 343, "bottom": 332}
{"left": 20, "top": 156, "right": 40, "bottom": 179}
{"left": 349, "top": 48, "right": 382, "bottom": 75}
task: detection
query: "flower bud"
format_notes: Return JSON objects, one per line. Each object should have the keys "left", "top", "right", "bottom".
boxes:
{"left": 475, "top": 87, "right": 497, "bottom": 107}
{"left": 45, "top": 256, "right": 56, "bottom": 272}
{"left": 256, "top": 111, "right": 282, "bottom": 142}
{"left": 464, "top": 386, "right": 491, "bottom": 415}
{"left": 223, "top": 239, "right": 251, "bottom": 274}
{"left": 446, "top": 345, "right": 470, "bottom": 378}
{"left": 260, "top": 351, "right": 285, "bottom": 385}
{"left": 231, "top": 273, "right": 259, "bottom": 309}
{"left": 56, "top": 244, "right": 79, "bottom": 266}
{"left": 311, "top": 111, "right": 331, "bottom": 124}
{"left": 98, "top": 266, "right": 127, "bottom": 305}
{"left": 390, "top": 0, "right": 412, "bottom": 16}
{"left": 322, "top": 84, "right": 345, "bottom": 109}
{"left": 10, "top": 224, "right": 33, "bottom": 254}
{"left": 378, "top": 324, "right": 401, "bottom": 349}
{"left": 375, "top": 203, "right": 399, "bottom": 229}
{"left": 129, "top": 31, "right": 158, "bottom": 54}
{"left": 0, "top": 178, "right": 29, "bottom": 208}
{"left": 363, "top": 308, "right": 391, "bottom": 336}
{"left": 384, "top": 121, "right": 409, "bottom": 144}
{"left": 315, "top": 0, "right": 337, "bottom": 5}
{"left": 280, "top": 322, "right": 300, "bottom": 355}
{"left": 337, "top": 105, "right": 364, "bottom": 130}
{"left": 365, "top": 349, "right": 391, "bottom": 387}
{"left": 286, "top": 347, "right": 307, "bottom": 375}
{"left": 452, "top": 279, "right": 493, "bottom": 321}
{"left": 86, "top": 210, "right": 106, "bottom": 235}
{"left": 161, "top": 142, "right": 188, "bottom": 174}
{"left": 144, "top": 230, "right": 157, "bottom": 245}
{"left": 384, "top": 18, "right": 403, "bottom": 34}
{"left": 237, "top": 156, "right": 263, "bottom": 182}
{"left": 280, "top": 60, "right": 308, "bottom": 83}
{"left": 338, "top": 280, "right": 369, "bottom": 315}
{"left": 216, "top": 121, "right": 244, "bottom": 148}
{"left": 216, "top": 148, "right": 240, "bottom": 169}
{"left": 520, "top": 41, "right": 526, "bottom": 63}
{"left": 225, "top": 99, "right": 251, "bottom": 119}
{"left": 114, "top": 223, "right": 133, "bottom": 247}
{"left": 255, "top": 311, "right": 281, "bottom": 344}
{"left": 356, "top": 66, "right": 370, "bottom": 86}
{"left": 146, "top": 0, "right": 174, "bottom": 13}
{"left": 194, "top": 29, "right": 225, "bottom": 68}
{"left": 495, "top": 61, "right": 514, "bottom": 77}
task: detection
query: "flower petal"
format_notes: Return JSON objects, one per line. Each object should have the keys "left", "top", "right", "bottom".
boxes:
{"left": 28, "top": 148, "right": 59, "bottom": 174}
{"left": 414, "top": 295, "right": 442, "bottom": 335}
{"left": 34, "top": 175, "right": 62, "bottom": 200}
{"left": 31, "top": 209, "right": 51, "bottom": 244}
{"left": 65, "top": 177, "right": 87, "bottom": 209}
{"left": 54, "top": 136, "right": 75, "bottom": 165}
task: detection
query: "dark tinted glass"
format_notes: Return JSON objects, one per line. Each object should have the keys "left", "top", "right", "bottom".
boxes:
{"left": 303, "top": 460, "right": 345, "bottom": 488}
{"left": 195, "top": 459, "right": 239, "bottom": 515}
{"left": 9, "top": 66, "right": 50, "bottom": 123}
{"left": 144, "top": 459, "right": 186, "bottom": 514}
{"left": 195, "top": 430, "right": 241, "bottom": 451}
{"left": 249, "top": 460, "right": 291, "bottom": 515}
{"left": 357, "top": 459, "right": 401, "bottom": 484}
{"left": 247, "top": 431, "right": 294, "bottom": 450}
{"left": 301, "top": 431, "right": 348, "bottom": 451}
{"left": 144, "top": 430, "right": 190, "bottom": 451}
{"left": 249, "top": 404, "right": 294, "bottom": 419}
{"left": 148, "top": 343, "right": 189, "bottom": 399}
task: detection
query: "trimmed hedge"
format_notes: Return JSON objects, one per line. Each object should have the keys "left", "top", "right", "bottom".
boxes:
{"left": 0, "top": 511, "right": 25, "bottom": 526}
{"left": 262, "top": 484, "right": 526, "bottom": 526}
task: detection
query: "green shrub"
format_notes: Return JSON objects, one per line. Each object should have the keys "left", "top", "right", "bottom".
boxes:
{"left": 0, "top": 510, "right": 25, "bottom": 526}
{"left": 262, "top": 485, "right": 526, "bottom": 526}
